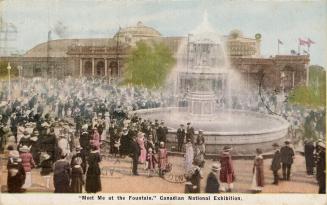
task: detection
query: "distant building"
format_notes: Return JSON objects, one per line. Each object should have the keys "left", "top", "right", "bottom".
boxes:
{"left": 0, "top": 21, "right": 309, "bottom": 92}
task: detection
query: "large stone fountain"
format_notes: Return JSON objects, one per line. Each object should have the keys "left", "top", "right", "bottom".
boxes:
{"left": 136, "top": 13, "right": 289, "bottom": 156}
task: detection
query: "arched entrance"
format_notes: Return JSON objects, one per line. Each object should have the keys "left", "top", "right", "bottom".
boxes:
{"left": 109, "top": 61, "right": 118, "bottom": 77}
{"left": 84, "top": 61, "right": 92, "bottom": 76}
{"left": 96, "top": 61, "right": 105, "bottom": 76}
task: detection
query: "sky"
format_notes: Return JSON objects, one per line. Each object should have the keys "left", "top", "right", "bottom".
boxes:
{"left": 1, "top": 0, "right": 327, "bottom": 67}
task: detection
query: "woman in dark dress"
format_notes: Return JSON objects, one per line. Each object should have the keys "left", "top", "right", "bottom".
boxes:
{"left": 70, "top": 157, "right": 84, "bottom": 193}
{"left": 85, "top": 146, "right": 101, "bottom": 193}
{"left": 7, "top": 150, "right": 26, "bottom": 193}
{"left": 40, "top": 152, "right": 53, "bottom": 190}
{"left": 53, "top": 153, "right": 71, "bottom": 193}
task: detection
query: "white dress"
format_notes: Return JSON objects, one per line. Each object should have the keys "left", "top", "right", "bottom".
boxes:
{"left": 184, "top": 143, "right": 194, "bottom": 172}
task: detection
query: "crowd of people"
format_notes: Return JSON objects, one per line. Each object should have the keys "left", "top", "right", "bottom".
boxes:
{"left": 183, "top": 139, "right": 325, "bottom": 194}
{"left": 0, "top": 77, "right": 325, "bottom": 194}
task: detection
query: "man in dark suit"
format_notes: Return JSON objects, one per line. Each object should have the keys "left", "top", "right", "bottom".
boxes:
{"left": 177, "top": 124, "right": 185, "bottom": 152}
{"left": 271, "top": 143, "right": 281, "bottom": 185}
{"left": 304, "top": 140, "right": 315, "bottom": 175}
{"left": 157, "top": 122, "right": 167, "bottom": 143}
{"left": 280, "top": 140, "right": 295, "bottom": 180}
{"left": 205, "top": 164, "right": 220, "bottom": 193}
{"left": 316, "top": 141, "right": 326, "bottom": 194}
{"left": 186, "top": 122, "right": 195, "bottom": 144}
{"left": 130, "top": 136, "right": 141, "bottom": 175}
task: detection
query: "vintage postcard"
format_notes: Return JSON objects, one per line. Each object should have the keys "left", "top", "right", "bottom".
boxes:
{"left": 0, "top": 0, "right": 326, "bottom": 204}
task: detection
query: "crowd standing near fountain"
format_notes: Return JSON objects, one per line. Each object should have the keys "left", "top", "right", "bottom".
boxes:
{"left": 0, "top": 76, "right": 325, "bottom": 194}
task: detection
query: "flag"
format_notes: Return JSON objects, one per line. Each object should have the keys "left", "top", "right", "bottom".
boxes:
{"left": 290, "top": 50, "right": 296, "bottom": 55}
{"left": 307, "top": 38, "right": 315, "bottom": 47}
{"left": 298, "top": 38, "right": 308, "bottom": 46}
{"left": 278, "top": 39, "right": 283, "bottom": 45}
{"left": 307, "top": 38, "right": 315, "bottom": 44}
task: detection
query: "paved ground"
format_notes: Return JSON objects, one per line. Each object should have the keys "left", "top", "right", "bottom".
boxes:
{"left": 0, "top": 153, "right": 319, "bottom": 193}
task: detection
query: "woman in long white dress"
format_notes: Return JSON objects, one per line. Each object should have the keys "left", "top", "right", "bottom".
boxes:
{"left": 184, "top": 139, "right": 194, "bottom": 172}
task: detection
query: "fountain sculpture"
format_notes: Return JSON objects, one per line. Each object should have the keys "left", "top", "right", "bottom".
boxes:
{"left": 136, "top": 12, "right": 289, "bottom": 155}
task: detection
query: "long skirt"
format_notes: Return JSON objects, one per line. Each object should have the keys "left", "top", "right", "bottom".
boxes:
{"left": 251, "top": 169, "right": 263, "bottom": 191}
{"left": 85, "top": 174, "right": 101, "bottom": 193}
{"left": 22, "top": 172, "right": 32, "bottom": 188}
{"left": 138, "top": 148, "right": 146, "bottom": 164}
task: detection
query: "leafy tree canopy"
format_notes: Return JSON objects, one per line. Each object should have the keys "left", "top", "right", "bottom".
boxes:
{"left": 123, "top": 41, "right": 176, "bottom": 89}
{"left": 288, "top": 65, "right": 326, "bottom": 108}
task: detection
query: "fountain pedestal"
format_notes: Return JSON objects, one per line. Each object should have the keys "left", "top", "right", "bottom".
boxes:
{"left": 187, "top": 91, "right": 216, "bottom": 119}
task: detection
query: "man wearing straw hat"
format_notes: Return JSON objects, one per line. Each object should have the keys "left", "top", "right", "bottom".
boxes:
{"left": 271, "top": 143, "right": 281, "bottom": 185}
{"left": 280, "top": 139, "right": 295, "bottom": 181}
{"left": 130, "top": 135, "right": 141, "bottom": 175}
{"left": 205, "top": 163, "right": 221, "bottom": 193}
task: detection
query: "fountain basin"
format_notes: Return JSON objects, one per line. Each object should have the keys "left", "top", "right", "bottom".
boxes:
{"left": 135, "top": 107, "right": 289, "bottom": 155}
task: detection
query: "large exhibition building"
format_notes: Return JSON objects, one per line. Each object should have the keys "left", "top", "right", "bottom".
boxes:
{"left": 0, "top": 21, "right": 309, "bottom": 91}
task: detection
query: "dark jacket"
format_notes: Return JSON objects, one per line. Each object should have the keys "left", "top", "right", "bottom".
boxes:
{"left": 304, "top": 142, "right": 315, "bottom": 168}
{"left": 40, "top": 158, "right": 53, "bottom": 176}
{"left": 316, "top": 148, "right": 326, "bottom": 182}
{"left": 177, "top": 128, "right": 185, "bottom": 142}
{"left": 130, "top": 140, "right": 141, "bottom": 158}
{"left": 53, "top": 159, "right": 71, "bottom": 193}
{"left": 271, "top": 150, "right": 281, "bottom": 171}
{"left": 205, "top": 172, "right": 220, "bottom": 193}
{"left": 280, "top": 146, "right": 294, "bottom": 165}
{"left": 157, "top": 127, "right": 167, "bottom": 143}
{"left": 7, "top": 159, "right": 26, "bottom": 193}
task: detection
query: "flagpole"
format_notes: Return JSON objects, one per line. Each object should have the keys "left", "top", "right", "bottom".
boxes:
{"left": 278, "top": 40, "right": 280, "bottom": 54}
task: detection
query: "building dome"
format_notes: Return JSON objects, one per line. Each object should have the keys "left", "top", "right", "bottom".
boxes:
{"left": 114, "top": 21, "right": 161, "bottom": 39}
{"left": 229, "top": 29, "right": 243, "bottom": 39}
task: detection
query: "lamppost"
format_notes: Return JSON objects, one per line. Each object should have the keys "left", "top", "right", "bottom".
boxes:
{"left": 7, "top": 62, "right": 11, "bottom": 100}
{"left": 17, "top": 65, "right": 23, "bottom": 91}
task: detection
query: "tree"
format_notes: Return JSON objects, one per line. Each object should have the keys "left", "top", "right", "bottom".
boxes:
{"left": 288, "top": 65, "right": 326, "bottom": 108}
{"left": 123, "top": 41, "right": 176, "bottom": 89}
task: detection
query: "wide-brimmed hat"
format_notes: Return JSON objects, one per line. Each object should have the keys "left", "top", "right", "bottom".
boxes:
{"left": 9, "top": 150, "right": 20, "bottom": 159}
{"left": 318, "top": 142, "right": 326, "bottom": 149}
{"left": 211, "top": 163, "right": 221, "bottom": 172}
{"left": 223, "top": 145, "right": 232, "bottom": 151}
{"left": 272, "top": 143, "right": 279, "bottom": 147}
{"left": 284, "top": 139, "right": 291, "bottom": 144}
{"left": 75, "top": 145, "right": 82, "bottom": 151}
{"left": 19, "top": 145, "right": 30, "bottom": 152}
{"left": 30, "top": 136, "right": 38, "bottom": 142}
{"left": 82, "top": 124, "right": 88, "bottom": 130}
{"left": 41, "top": 122, "right": 50, "bottom": 127}
{"left": 137, "top": 132, "right": 144, "bottom": 138}
{"left": 32, "top": 130, "right": 39, "bottom": 136}
{"left": 41, "top": 152, "right": 51, "bottom": 160}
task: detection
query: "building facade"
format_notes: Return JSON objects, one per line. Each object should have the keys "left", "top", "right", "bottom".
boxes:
{"left": 0, "top": 21, "right": 309, "bottom": 92}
